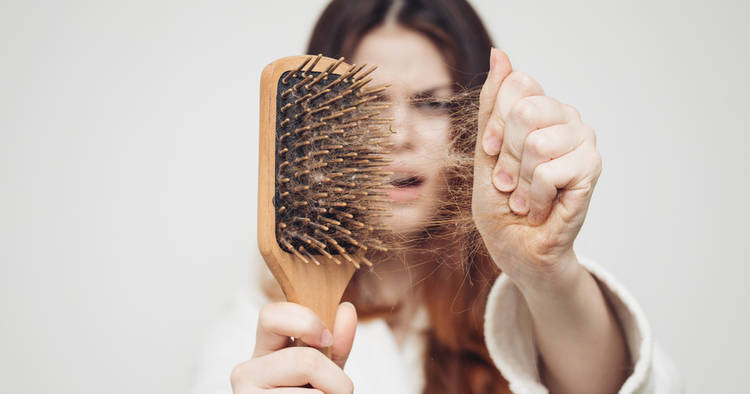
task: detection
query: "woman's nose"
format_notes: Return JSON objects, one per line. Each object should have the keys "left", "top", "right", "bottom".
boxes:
{"left": 387, "top": 102, "right": 415, "bottom": 152}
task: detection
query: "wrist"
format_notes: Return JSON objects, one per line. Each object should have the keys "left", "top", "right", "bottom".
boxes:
{"left": 516, "top": 256, "right": 603, "bottom": 340}
{"left": 512, "top": 250, "right": 586, "bottom": 303}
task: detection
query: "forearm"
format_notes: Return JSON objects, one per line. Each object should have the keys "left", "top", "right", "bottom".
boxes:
{"left": 519, "top": 256, "right": 630, "bottom": 394}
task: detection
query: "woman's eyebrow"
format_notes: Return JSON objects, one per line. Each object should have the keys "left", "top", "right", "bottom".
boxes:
{"left": 410, "top": 85, "right": 454, "bottom": 98}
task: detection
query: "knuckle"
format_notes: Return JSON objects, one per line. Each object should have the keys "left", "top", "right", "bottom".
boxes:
{"left": 258, "top": 303, "right": 271, "bottom": 321}
{"left": 258, "top": 303, "right": 277, "bottom": 331}
{"left": 593, "top": 150, "right": 603, "bottom": 175}
{"left": 229, "top": 361, "right": 252, "bottom": 388}
{"left": 295, "top": 346, "right": 322, "bottom": 376}
{"left": 526, "top": 132, "right": 551, "bottom": 159}
{"left": 564, "top": 104, "right": 581, "bottom": 119}
{"left": 508, "top": 71, "right": 535, "bottom": 92}
{"left": 510, "top": 99, "right": 537, "bottom": 125}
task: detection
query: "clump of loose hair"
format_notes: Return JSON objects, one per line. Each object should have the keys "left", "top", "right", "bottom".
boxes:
{"left": 364, "top": 85, "right": 487, "bottom": 262}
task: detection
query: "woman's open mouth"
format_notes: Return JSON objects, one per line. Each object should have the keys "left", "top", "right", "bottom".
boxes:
{"left": 388, "top": 173, "right": 425, "bottom": 203}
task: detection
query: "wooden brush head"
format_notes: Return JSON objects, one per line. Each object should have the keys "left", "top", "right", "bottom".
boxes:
{"left": 258, "top": 55, "right": 392, "bottom": 344}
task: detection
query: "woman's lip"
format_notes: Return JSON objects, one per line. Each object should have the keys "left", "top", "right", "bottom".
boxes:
{"left": 383, "top": 164, "right": 426, "bottom": 203}
{"left": 388, "top": 184, "right": 423, "bottom": 203}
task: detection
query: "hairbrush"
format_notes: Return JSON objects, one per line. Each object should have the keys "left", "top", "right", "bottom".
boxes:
{"left": 258, "top": 54, "right": 392, "bottom": 356}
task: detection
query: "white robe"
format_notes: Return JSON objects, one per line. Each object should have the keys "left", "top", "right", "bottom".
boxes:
{"left": 193, "top": 257, "right": 683, "bottom": 393}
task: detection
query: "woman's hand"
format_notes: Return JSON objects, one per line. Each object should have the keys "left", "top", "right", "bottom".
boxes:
{"left": 230, "top": 302, "right": 357, "bottom": 394}
{"left": 473, "top": 49, "right": 628, "bottom": 394}
{"left": 472, "top": 48, "right": 602, "bottom": 294}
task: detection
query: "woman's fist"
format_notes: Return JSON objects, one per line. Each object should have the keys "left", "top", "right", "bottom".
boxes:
{"left": 473, "top": 49, "right": 602, "bottom": 292}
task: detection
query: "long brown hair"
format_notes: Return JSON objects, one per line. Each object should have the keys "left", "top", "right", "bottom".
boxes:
{"left": 303, "top": 1, "right": 511, "bottom": 393}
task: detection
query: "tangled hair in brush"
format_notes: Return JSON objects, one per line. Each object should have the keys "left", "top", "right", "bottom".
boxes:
{"left": 356, "top": 86, "right": 486, "bottom": 257}
{"left": 272, "top": 55, "right": 395, "bottom": 269}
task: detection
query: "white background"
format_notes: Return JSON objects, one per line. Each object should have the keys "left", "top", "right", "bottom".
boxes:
{"left": 1, "top": 0, "right": 748, "bottom": 393}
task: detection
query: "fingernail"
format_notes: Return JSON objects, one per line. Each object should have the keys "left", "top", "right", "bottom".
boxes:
{"left": 320, "top": 329, "right": 333, "bottom": 347}
{"left": 489, "top": 47, "right": 497, "bottom": 72}
{"left": 510, "top": 194, "right": 526, "bottom": 213}
{"left": 493, "top": 171, "right": 512, "bottom": 190}
{"left": 483, "top": 137, "right": 501, "bottom": 156}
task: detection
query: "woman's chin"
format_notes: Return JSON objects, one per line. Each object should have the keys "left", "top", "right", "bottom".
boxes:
{"left": 383, "top": 203, "right": 430, "bottom": 236}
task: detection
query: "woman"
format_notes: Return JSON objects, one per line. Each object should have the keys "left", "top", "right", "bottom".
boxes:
{"left": 195, "top": 1, "right": 681, "bottom": 393}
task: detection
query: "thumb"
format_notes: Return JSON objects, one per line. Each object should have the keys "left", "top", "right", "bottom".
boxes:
{"left": 331, "top": 302, "right": 357, "bottom": 369}
{"left": 476, "top": 49, "right": 512, "bottom": 182}
{"left": 478, "top": 48, "right": 512, "bottom": 156}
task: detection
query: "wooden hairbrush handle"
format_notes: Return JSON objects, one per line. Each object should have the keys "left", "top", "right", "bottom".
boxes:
{"left": 285, "top": 262, "right": 355, "bottom": 357}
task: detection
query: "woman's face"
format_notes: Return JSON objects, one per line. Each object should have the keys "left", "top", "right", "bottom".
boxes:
{"left": 351, "top": 24, "right": 454, "bottom": 235}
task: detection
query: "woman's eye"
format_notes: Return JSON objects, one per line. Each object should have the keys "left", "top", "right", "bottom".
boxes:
{"left": 412, "top": 98, "right": 450, "bottom": 113}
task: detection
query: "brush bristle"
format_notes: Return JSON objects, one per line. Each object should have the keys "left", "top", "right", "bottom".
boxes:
{"left": 274, "top": 55, "right": 392, "bottom": 268}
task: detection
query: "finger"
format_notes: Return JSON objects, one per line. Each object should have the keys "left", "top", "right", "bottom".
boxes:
{"left": 498, "top": 71, "right": 546, "bottom": 121}
{"left": 254, "top": 347, "right": 353, "bottom": 394}
{"left": 331, "top": 302, "right": 357, "bottom": 369}
{"left": 265, "top": 388, "right": 324, "bottom": 394}
{"left": 509, "top": 122, "right": 589, "bottom": 214}
{"left": 526, "top": 144, "right": 602, "bottom": 226}
{"left": 475, "top": 53, "right": 513, "bottom": 187}
{"left": 479, "top": 48, "right": 513, "bottom": 156}
{"left": 254, "top": 302, "right": 333, "bottom": 358}
{"left": 488, "top": 72, "right": 545, "bottom": 192}
{"left": 230, "top": 358, "right": 326, "bottom": 394}
{"left": 493, "top": 95, "right": 574, "bottom": 194}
